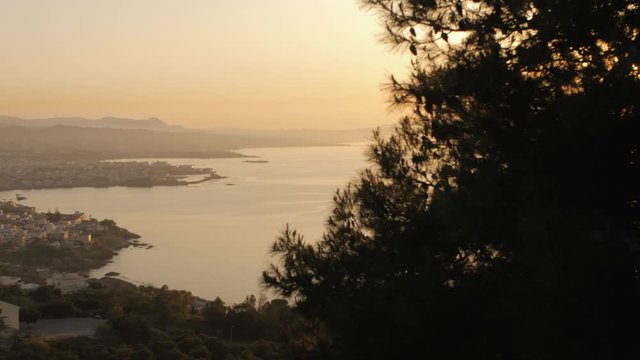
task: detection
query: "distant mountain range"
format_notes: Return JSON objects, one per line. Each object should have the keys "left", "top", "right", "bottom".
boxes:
{"left": 0, "top": 115, "right": 181, "bottom": 131}
{"left": 0, "top": 116, "right": 388, "bottom": 139}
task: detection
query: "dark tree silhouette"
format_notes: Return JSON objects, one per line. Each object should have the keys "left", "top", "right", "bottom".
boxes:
{"left": 264, "top": 1, "right": 640, "bottom": 359}
{"left": 19, "top": 307, "right": 41, "bottom": 328}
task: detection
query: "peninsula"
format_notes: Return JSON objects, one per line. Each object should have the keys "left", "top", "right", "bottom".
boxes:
{"left": 0, "top": 200, "right": 141, "bottom": 283}
{"left": 0, "top": 160, "right": 223, "bottom": 191}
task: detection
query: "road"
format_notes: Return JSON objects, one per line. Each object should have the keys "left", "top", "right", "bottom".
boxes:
{"left": 22, "top": 318, "right": 107, "bottom": 339}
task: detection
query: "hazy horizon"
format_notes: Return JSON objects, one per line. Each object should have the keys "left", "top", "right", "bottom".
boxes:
{"left": 0, "top": 114, "right": 392, "bottom": 131}
{"left": 0, "top": 0, "right": 409, "bottom": 130}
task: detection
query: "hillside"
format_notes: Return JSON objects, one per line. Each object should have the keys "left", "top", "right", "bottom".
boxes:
{"left": 0, "top": 115, "right": 176, "bottom": 131}
{"left": 0, "top": 125, "right": 360, "bottom": 161}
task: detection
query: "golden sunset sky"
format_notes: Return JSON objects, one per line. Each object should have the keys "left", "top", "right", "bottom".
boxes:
{"left": 0, "top": 0, "right": 408, "bottom": 129}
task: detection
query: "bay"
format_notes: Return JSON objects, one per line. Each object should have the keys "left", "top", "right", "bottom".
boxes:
{"left": 0, "top": 144, "right": 368, "bottom": 303}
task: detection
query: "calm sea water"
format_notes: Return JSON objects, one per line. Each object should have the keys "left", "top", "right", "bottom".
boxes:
{"left": 0, "top": 144, "right": 368, "bottom": 303}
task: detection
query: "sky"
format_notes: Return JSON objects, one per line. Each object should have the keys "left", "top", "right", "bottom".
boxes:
{"left": 0, "top": 0, "right": 409, "bottom": 129}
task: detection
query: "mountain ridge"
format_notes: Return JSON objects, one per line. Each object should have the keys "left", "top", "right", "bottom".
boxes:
{"left": 0, "top": 115, "right": 178, "bottom": 131}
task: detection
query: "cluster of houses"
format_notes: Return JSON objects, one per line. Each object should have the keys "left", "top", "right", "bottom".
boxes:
{"left": 0, "top": 202, "right": 132, "bottom": 338}
{"left": 0, "top": 160, "right": 216, "bottom": 191}
{"left": 0, "top": 200, "right": 105, "bottom": 248}
{"left": 0, "top": 273, "right": 88, "bottom": 295}
{"left": 0, "top": 202, "right": 99, "bottom": 335}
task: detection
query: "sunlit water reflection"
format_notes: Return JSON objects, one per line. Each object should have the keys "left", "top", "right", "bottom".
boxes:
{"left": 0, "top": 144, "right": 368, "bottom": 302}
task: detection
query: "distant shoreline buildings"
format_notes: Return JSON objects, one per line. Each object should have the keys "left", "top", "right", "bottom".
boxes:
{"left": 0, "top": 201, "right": 97, "bottom": 248}
{"left": 0, "top": 160, "right": 222, "bottom": 192}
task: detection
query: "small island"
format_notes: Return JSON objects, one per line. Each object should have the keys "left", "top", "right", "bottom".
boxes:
{"left": 0, "top": 200, "right": 141, "bottom": 284}
{"left": 242, "top": 160, "right": 269, "bottom": 163}
{"left": 0, "top": 160, "right": 224, "bottom": 191}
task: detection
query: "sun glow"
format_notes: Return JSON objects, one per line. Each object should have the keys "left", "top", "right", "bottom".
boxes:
{"left": 0, "top": 0, "right": 408, "bottom": 129}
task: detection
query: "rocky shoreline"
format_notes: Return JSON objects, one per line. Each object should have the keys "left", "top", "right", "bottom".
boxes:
{"left": 0, "top": 201, "right": 144, "bottom": 284}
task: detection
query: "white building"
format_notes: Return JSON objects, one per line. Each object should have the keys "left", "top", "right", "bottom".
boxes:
{"left": 0, "top": 301, "right": 19, "bottom": 331}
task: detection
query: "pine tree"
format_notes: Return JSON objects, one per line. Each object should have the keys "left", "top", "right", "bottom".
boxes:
{"left": 264, "top": 1, "right": 640, "bottom": 358}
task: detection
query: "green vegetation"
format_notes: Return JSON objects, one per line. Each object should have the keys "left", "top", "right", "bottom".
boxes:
{"left": 2, "top": 1, "right": 638, "bottom": 359}
{"left": 0, "top": 283, "right": 310, "bottom": 360}
{"left": 263, "top": 0, "right": 640, "bottom": 359}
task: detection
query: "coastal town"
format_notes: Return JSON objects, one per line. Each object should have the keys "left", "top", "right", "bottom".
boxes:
{"left": 0, "top": 200, "right": 231, "bottom": 355}
{"left": 0, "top": 200, "right": 141, "bottom": 286}
{"left": 0, "top": 160, "right": 223, "bottom": 191}
{"left": 0, "top": 200, "right": 100, "bottom": 249}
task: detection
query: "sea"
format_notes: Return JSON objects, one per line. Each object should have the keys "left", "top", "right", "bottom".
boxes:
{"left": 0, "top": 144, "right": 369, "bottom": 303}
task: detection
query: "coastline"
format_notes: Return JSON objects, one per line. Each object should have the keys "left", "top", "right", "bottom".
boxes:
{"left": 1, "top": 144, "right": 369, "bottom": 303}
{"left": 0, "top": 201, "right": 143, "bottom": 284}
{"left": 0, "top": 161, "right": 225, "bottom": 192}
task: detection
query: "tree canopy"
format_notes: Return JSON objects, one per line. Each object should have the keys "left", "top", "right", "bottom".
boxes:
{"left": 264, "top": 1, "right": 640, "bottom": 359}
